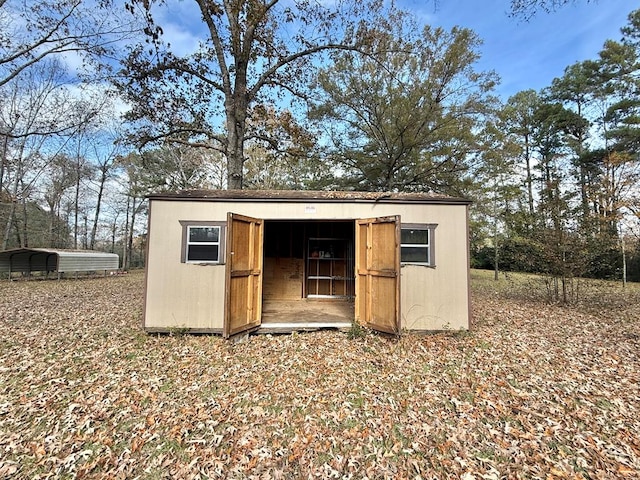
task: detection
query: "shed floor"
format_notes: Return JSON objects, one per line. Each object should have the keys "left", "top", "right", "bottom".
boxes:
{"left": 260, "top": 298, "right": 354, "bottom": 332}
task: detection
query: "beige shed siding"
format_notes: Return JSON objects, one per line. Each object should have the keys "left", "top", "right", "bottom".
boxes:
{"left": 144, "top": 202, "right": 226, "bottom": 331}
{"left": 144, "top": 196, "right": 470, "bottom": 332}
{"left": 399, "top": 214, "right": 469, "bottom": 330}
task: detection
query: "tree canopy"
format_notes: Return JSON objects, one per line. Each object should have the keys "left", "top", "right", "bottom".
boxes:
{"left": 308, "top": 17, "right": 497, "bottom": 193}
{"left": 118, "top": 0, "right": 394, "bottom": 189}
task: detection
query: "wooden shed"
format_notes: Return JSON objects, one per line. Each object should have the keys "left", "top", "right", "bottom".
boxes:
{"left": 143, "top": 190, "right": 472, "bottom": 337}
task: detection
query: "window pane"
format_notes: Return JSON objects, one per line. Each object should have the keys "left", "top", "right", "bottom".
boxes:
{"left": 189, "top": 226, "right": 219, "bottom": 243}
{"left": 401, "top": 246, "right": 429, "bottom": 263}
{"left": 401, "top": 229, "right": 428, "bottom": 245}
{"left": 188, "top": 244, "right": 219, "bottom": 261}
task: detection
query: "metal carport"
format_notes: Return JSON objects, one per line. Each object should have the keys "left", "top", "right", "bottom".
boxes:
{"left": 0, "top": 248, "right": 119, "bottom": 280}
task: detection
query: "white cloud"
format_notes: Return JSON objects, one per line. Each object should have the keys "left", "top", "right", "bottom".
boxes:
{"left": 152, "top": 0, "right": 210, "bottom": 57}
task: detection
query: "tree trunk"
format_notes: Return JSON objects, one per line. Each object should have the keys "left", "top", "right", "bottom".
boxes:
{"left": 493, "top": 190, "right": 499, "bottom": 281}
{"left": 524, "top": 138, "right": 534, "bottom": 221}
{"left": 20, "top": 192, "right": 28, "bottom": 247}
{"left": 83, "top": 214, "right": 88, "bottom": 249}
{"left": 90, "top": 165, "right": 108, "bottom": 250}
{"left": 2, "top": 201, "right": 14, "bottom": 250}
{"left": 575, "top": 103, "right": 590, "bottom": 229}
{"left": 108, "top": 211, "right": 119, "bottom": 254}
{"left": 73, "top": 159, "right": 81, "bottom": 249}
{"left": 226, "top": 123, "right": 245, "bottom": 189}
{"left": 2, "top": 164, "right": 21, "bottom": 250}
{"left": 225, "top": 80, "right": 248, "bottom": 189}
{"left": 622, "top": 235, "right": 627, "bottom": 289}
{"left": 48, "top": 208, "right": 56, "bottom": 247}
{"left": 127, "top": 196, "right": 137, "bottom": 269}
{"left": 122, "top": 196, "right": 131, "bottom": 270}
{"left": 0, "top": 134, "right": 8, "bottom": 195}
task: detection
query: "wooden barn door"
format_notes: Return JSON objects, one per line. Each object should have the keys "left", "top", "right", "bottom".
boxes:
{"left": 224, "top": 213, "right": 264, "bottom": 338}
{"left": 355, "top": 216, "right": 401, "bottom": 334}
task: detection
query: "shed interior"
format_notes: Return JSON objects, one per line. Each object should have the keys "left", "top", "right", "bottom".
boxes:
{"left": 261, "top": 220, "right": 355, "bottom": 326}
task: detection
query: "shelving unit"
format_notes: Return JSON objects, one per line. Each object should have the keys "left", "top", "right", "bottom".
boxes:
{"left": 306, "top": 237, "right": 354, "bottom": 298}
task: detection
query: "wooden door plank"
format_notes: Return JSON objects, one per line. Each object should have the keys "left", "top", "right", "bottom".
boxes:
{"left": 224, "top": 213, "right": 264, "bottom": 338}
{"left": 354, "top": 216, "right": 400, "bottom": 334}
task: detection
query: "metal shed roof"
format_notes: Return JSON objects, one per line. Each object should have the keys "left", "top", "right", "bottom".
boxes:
{"left": 0, "top": 248, "right": 119, "bottom": 274}
{"left": 147, "top": 189, "right": 472, "bottom": 205}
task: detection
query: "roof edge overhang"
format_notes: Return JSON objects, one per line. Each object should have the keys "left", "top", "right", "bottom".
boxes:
{"left": 147, "top": 189, "right": 472, "bottom": 206}
{"left": 0, "top": 247, "right": 118, "bottom": 257}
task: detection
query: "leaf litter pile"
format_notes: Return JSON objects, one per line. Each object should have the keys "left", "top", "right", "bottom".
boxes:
{"left": 0, "top": 271, "right": 639, "bottom": 479}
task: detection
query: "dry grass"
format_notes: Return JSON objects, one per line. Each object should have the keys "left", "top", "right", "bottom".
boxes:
{"left": 0, "top": 270, "right": 639, "bottom": 479}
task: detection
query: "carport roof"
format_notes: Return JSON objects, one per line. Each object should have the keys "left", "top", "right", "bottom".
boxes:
{"left": 0, "top": 248, "right": 119, "bottom": 273}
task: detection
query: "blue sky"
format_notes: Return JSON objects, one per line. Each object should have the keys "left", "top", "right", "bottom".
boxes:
{"left": 403, "top": 0, "right": 635, "bottom": 99}
{"left": 149, "top": 0, "right": 635, "bottom": 103}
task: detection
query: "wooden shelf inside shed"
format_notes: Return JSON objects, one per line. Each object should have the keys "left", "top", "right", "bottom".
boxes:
{"left": 306, "top": 238, "right": 354, "bottom": 298}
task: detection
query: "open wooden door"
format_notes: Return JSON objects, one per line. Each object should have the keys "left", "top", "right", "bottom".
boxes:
{"left": 224, "top": 213, "right": 264, "bottom": 339}
{"left": 355, "top": 216, "right": 401, "bottom": 334}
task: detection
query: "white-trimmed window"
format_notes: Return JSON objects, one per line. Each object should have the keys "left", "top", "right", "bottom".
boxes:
{"left": 180, "top": 221, "right": 226, "bottom": 263}
{"left": 401, "top": 224, "right": 436, "bottom": 266}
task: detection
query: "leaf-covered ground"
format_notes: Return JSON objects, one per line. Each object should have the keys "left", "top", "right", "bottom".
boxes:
{"left": 0, "top": 270, "right": 639, "bottom": 479}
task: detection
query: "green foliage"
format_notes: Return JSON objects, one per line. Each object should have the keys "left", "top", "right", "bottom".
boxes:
{"left": 472, "top": 8, "right": 640, "bottom": 285}
{"left": 471, "top": 230, "right": 632, "bottom": 289}
{"left": 472, "top": 236, "right": 544, "bottom": 273}
{"left": 167, "top": 325, "right": 190, "bottom": 337}
{"left": 346, "top": 321, "right": 367, "bottom": 340}
{"left": 582, "top": 235, "right": 623, "bottom": 280}
{"left": 309, "top": 15, "right": 497, "bottom": 194}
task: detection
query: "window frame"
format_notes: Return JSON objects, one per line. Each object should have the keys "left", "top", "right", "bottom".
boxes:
{"left": 179, "top": 221, "right": 226, "bottom": 264}
{"left": 400, "top": 223, "right": 437, "bottom": 267}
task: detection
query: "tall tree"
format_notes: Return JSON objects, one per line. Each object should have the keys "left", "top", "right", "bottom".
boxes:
{"left": 471, "top": 7, "right": 640, "bottom": 283}
{"left": 309, "top": 18, "right": 497, "bottom": 193}
{"left": 116, "top": 153, "right": 151, "bottom": 269}
{"left": 586, "top": 13, "right": 640, "bottom": 238}
{"left": 548, "top": 61, "right": 597, "bottom": 226}
{"left": 118, "top": 0, "right": 394, "bottom": 189}
{"left": 472, "top": 118, "right": 522, "bottom": 279}
{"left": 138, "top": 145, "right": 218, "bottom": 191}
{"left": 500, "top": 89, "right": 541, "bottom": 226}
{"left": 531, "top": 101, "right": 590, "bottom": 298}
{"left": 530, "top": 102, "right": 580, "bottom": 231}
{"left": 1, "top": 60, "right": 80, "bottom": 249}
{"left": 42, "top": 154, "right": 77, "bottom": 247}
{"left": 87, "top": 126, "right": 124, "bottom": 250}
